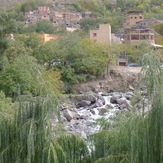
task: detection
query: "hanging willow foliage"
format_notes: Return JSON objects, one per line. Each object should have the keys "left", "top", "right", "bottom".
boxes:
{"left": 129, "top": 52, "right": 163, "bottom": 163}
{"left": 0, "top": 98, "right": 89, "bottom": 163}
{"left": 88, "top": 51, "right": 163, "bottom": 163}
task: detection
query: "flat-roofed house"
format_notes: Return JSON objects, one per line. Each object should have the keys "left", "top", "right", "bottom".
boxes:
{"left": 39, "top": 34, "right": 57, "bottom": 43}
{"left": 123, "top": 11, "right": 144, "bottom": 29}
{"left": 90, "top": 24, "right": 112, "bottom": 44}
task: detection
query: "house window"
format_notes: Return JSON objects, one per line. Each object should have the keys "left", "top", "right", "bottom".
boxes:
{"left": 131, "top": 17, "right": 133, "bottom": 19}
{"left": 135, "top": 17, "right": 137, "bottom": 19}
{"left": 93, "top": 33, "right": 97, "bottom": 37}
{"left": 140, "top": 16, "right": 142, "bottom": 19}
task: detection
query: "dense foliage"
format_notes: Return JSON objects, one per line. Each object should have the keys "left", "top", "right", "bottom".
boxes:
{"left": 1, "top": 52, "right": 163, "bottom": 163}
{"left": 1, "top": 1, "right": 163, "bottom": 163}
{"left": 34, "top": 32, "right": 113, "bottom": 92}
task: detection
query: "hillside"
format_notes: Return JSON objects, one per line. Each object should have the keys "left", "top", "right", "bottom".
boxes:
{"left": 0, "top": 0, "right": 24, "bottom": 8}
{"left": 0, "top": 0, "right": 52, "bottom": 8}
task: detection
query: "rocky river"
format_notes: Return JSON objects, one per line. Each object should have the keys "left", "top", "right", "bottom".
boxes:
{"left": 54, "top": 86, "right": 148, "bottom": 139}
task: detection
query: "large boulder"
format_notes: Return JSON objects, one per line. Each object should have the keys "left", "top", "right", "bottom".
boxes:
{"left": 94, "top": 98, "right": 105, "bottom": 107}
{"left": 106, "top": 104, "right": 114, "bottom": 109}
{"left": 110, "top": 93, "right": 122, "bottom": 104}
{"left": 76, "top": 100, "right": 91, "bottom": 108}
{"left": 97, "top": 95, "right": 105, "bottom": 105}
{"left": 70, "top": 93, "right": 96, "bottom": 104}
{"left": 64, "top": 109, "right": 77, "bottom": 122}
{"left": 110, "top": 96, "right": 118, "bottom": 104}
{"left": 118, "top": 98, "right": 132, "bottom": 109}
{"left": 99, "top": 108, "right": 108, "bottom": 115}
{"left": 117, "top": 97, "right": 127, "bottom": 105}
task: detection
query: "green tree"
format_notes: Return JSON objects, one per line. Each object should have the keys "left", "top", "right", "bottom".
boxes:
{"left": 0, "top": 12, "right": 18, "bottom": 70}
{"left": 0, "top": 91, "right": 17, "bottom": 119}
{"left": 34, "top": 32, "right": 112, "bottom": 92}
{"left": 25, "top": 20, "right": 58, "bottom": 34}
{"left": 0, "top": 99, "right": 89, "bottom": 163}
{"left": 0, "top": 54, "right": 63, "bottom": 97}
{"left": 34, "top": 40, "right": 61, "bottom": 67}
{"left": 15, "top": 33, "right": 42, "bottom": 50}
{"left": 19, "top": 0, "right": 37, "bottom": 13}
{"left": 152, "top": 23, "right": 163, "bottom": 35}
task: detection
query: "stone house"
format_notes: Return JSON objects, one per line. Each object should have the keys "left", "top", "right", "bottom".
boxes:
{"left": 24, "top": 10, "right": 39, "bottom": 25}
{"left": 51, "top": 11, "right": 82, "bottom": 28}
{"left": 65, "top": 20, "right": 80, "bottom": 28}
{"left": 64, "top": 12, "right": 82, "bottom": 22}
{"left": 123, "top": 11, "right": 156, "bottom": 46}
{"left": 51, "top": 11, "right": 65, "bottom": 25}
{"left": 123, "top": 11, "right": 144, "bottom": 29}
{"left": 64, "top": 12, "right": 82, "bottom": 28}
{"left": 90, "top": 24, "right": 112, "bottom": 44}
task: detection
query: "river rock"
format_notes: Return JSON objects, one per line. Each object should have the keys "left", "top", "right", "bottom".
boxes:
{"left": 97, "top": 95, "right": 105, "bottom": 105}
{"left": 77, "top": 100, "right": 91, "bottom": 108}
{"left": 80, "top": 131, "right": 87, "bottom": 139}
{"left": 94, "top": 99, "right": 104, "bottom": 107}
{"left": 110, "top": 92, "right": 122, "bottom": 104}
{"left": 70, "top": 119, "right": 78, "bottom": 125}
{"left": 117, "top": 97, "right": 127, "bottom": 105}
{"left": 129, "top": 85, "right": 134, "bottom": 91}
{"left": 99, "top": 108, "right": 108, "bottom": 115}
{"left": 101, "top": 92, "right": 111, "bottom": 96}
{"left": 125, "top": 94, "right": 133, "bottom": 100}
{"left": 106, "top": 104, "right": 114, "bottom": 109}
{"left": 70, "top": 93, "right": 96, "bottom": 104}
{"left": 119, "top": 103, "right": 127, "bottom": 110}
{"left": 64, "top": 109, "right": 77, "bottom": 122}
{"left": 115, "top": 96, "right": 132, "bottom": 109}
{"left": 90, "top": 109, "right": 96, "bottom": 115}
{"left": 110, "top": 96, "right": 118, "bottom": 104}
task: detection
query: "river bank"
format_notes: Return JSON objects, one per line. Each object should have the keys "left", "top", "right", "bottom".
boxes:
{"left": 53, "top": 66, "right": 145, "bottom": 139}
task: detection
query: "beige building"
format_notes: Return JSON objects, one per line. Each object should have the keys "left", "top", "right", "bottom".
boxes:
{"left": 123, "top": 11, "right": 144, "bottom": 29}
{"left": 39, "top": 34, "right": 57, "bottom": 43}
{"left": 90, "top": 24, "right": 112, "bottom": 44}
